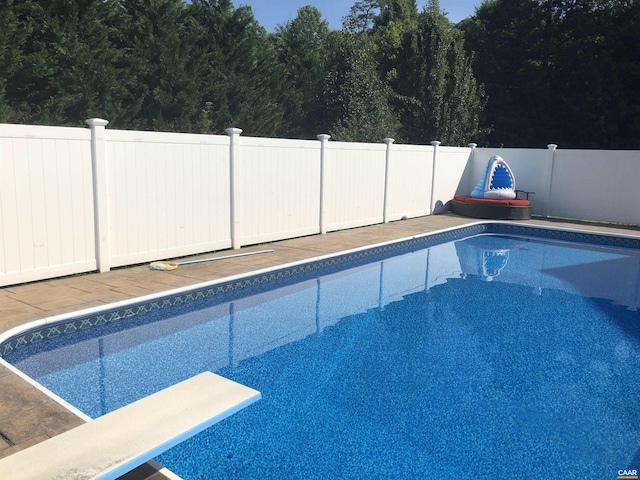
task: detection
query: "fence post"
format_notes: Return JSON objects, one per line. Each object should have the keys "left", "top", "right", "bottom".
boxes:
{"left": 317, "top": 134, "right": 331, "bottom": 234}
{"left": 429, "top": 141, "right": 441, "bottom": 214}
{"left": 382, "top": 138, "right": 395, "bottom": 223}
{"left": 467, "top": 143, "right": 478, "bottom": 198}
{"left": 85, "top": 118, "right": 110, "bottom": 273}
{"left": 226, "top": 128, "right": 243, "bottom": 249}
{"left": 468, "top": 143, "right": 477, "bottom": 161}
{"left": 545, "top": 144, "right": 558, "bottom": 218}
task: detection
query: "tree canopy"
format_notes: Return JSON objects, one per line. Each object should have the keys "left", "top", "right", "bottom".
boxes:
{"left": 0, "top": 0, "right": 637, "bottom": 147}
{"left": 461, "top": 0, "right": 640, "bottom": 148}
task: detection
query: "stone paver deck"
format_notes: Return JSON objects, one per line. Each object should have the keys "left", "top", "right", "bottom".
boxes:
{"left": 1, "top": 214, "right": 638, "bottom": 479}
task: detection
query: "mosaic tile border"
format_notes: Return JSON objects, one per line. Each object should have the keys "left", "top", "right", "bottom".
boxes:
{"left": 487, "top": 223, "right": 640, "bottom": 249}
{"left": 2, "top": 222, "right": 638, "bottom": 358}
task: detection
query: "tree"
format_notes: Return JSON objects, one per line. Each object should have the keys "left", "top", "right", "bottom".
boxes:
{"left": 271, "top": 6, "right": 330, "bottom": 138}
{"left": 607, "top": 1, "right": 640, "bottom": 147}
{"left": 547, "top": 0, "right": 640, "bottom": 147}
{"left": 119, "top": 0, "right": 204, "bottom": 131}
{"left": 373, "top": 0, "right": 419, "bottom": 86}
{"left": 462, "top": 0, "right": 640, "bottom": 148}
{"left": 3, "top": 0, "right": 132, "bottom": 126}
{"left": 371, "top": 0, "right": 486, "bottom": 144}
{"left": 0, "top": 0, "right": 22, "bottom": 121}
{"left": 348, "top": 0, "right": 380, "bottom": 33}
{"left": 322, "top": 26, "right": 401, "bottom": 142}
{"left": 189, "top": 0, "right": 286, "bottom": 136}
{"left": 461, "top": 0, "right": 556, "bottom": 146}
{"left": 0, "top": 85, "right": 11, "bottom": 121}
{"left": 415, "top": 0, "right": 486, "bottom": 144}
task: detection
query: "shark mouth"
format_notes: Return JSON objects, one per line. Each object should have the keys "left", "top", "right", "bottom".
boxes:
{"left": 471, "top": 155, "right": 516, "bottom": 200}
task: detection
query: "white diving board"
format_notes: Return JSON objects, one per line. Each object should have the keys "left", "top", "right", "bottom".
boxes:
{"left": 0, "top": 371, "right": 261, "bottom": 480}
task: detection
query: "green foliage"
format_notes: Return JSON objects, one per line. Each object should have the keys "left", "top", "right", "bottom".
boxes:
{"left": 2, "top": 0, "right": 132, "bottom": 126}
{"left": 118, "top": 0, "right": 198, "bottom": 131}
{"left": 189, "top": 0, "right": 286, "bottom": 136}
{"left": 1, "top": 0, "right": 637, "bottom": 147}
{"left": 348, "top": 0, "right": 380, "bottom": 33}
{"left": 0, "top": 0, "right": 486, "bottom": 144}
{"left": 373, "top": 0, "right": 418, "bottom": 84}
{"left": 548, "top": 0, "right": 640, "bottom": 148}
{"left": 271, "top": 6, "right": 330, "bottom": 138}
{"left": 462, "top": 0, "right": 640, "bottom": 148}
{"left": 0, "top": 0, "right": 20, "bottom": 121}
{"left": 0, "top": 84, "right": 13, "bottom": 121}
{"left": 322, "top": 30, "right": 401, "bottom": 142}
{"left": 417, "top": 1, "right": 487, "bottom": 145}
{"left": 369, "top": 0, "right": 486, "bottom": 144}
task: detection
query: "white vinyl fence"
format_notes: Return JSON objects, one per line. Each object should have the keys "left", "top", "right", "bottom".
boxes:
{"left": 464, "top": 145, "right": 640, "bottom": 225}
{"left": 1, "top": 124, "right": 96, "bottom": 285}
{"left": 2, "top": 120, "right": 640, "bottom": 287}
{"left": 105, "top": 129, "right": 232, "bottom": 268}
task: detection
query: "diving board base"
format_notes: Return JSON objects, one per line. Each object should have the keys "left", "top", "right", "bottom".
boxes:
{"left": 452, "top": 195, "right": 532, "bottom": 220}
{"left": 0, "top": 372, "right": 260, "bottom": 480}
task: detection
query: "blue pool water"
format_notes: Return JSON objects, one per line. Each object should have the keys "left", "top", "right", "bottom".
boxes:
{"left": 5, "top": 231, "right": 640, "bottom": 479}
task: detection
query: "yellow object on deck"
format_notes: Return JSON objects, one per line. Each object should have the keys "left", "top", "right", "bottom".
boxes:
{"left": 150, "top": 249, "right": 273, "bottom": 271}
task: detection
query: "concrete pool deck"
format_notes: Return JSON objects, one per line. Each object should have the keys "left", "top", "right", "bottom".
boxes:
{"left": 1, "top": 213, "right": 639, "bottom": 479}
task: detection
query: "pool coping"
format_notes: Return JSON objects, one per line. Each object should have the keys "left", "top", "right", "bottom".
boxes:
{"left": 4, "top": 220, "right": 640, "bottom": 360}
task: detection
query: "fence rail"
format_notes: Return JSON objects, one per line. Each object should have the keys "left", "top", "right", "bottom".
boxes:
{"left": 1, "top": 120, "right": 639, "bottom": 286}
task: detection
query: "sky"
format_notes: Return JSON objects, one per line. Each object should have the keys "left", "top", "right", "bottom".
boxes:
{"left": 239, "top": 0, "right": 483, "bottom": 32}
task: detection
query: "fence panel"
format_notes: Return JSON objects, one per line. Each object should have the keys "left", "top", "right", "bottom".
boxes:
{"left": 385, "top": 144, "right": 433, "bottom": 220}
{"left": 324, "top": 142, "right": 387, "bottom": 232}
{"left": 0, "top": 124, "right": 95, "bottom": 286}
{"left": 106, "top": 130, "right": 231, "bottom": 267}
{"left": 432, "top": 146, "right": 473, "bottom": 213}
{"left": 239, "top": 137, "right": 321, "bottom": 246}
{"left": 548, "top": 150, "right": 640, "bottom": 224}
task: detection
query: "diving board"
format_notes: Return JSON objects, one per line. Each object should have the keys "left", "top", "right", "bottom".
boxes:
{"left": 0, "top": 372, "right": 260, "bottom": 480}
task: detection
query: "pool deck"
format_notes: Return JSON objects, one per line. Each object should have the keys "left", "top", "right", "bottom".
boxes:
{"left": 1, "top": 213, "right": 639, "bottom": 480}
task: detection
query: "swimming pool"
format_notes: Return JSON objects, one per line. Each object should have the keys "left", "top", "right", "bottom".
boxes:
{"left": 2, "top": 223, "right": 640, "bottom": 479}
